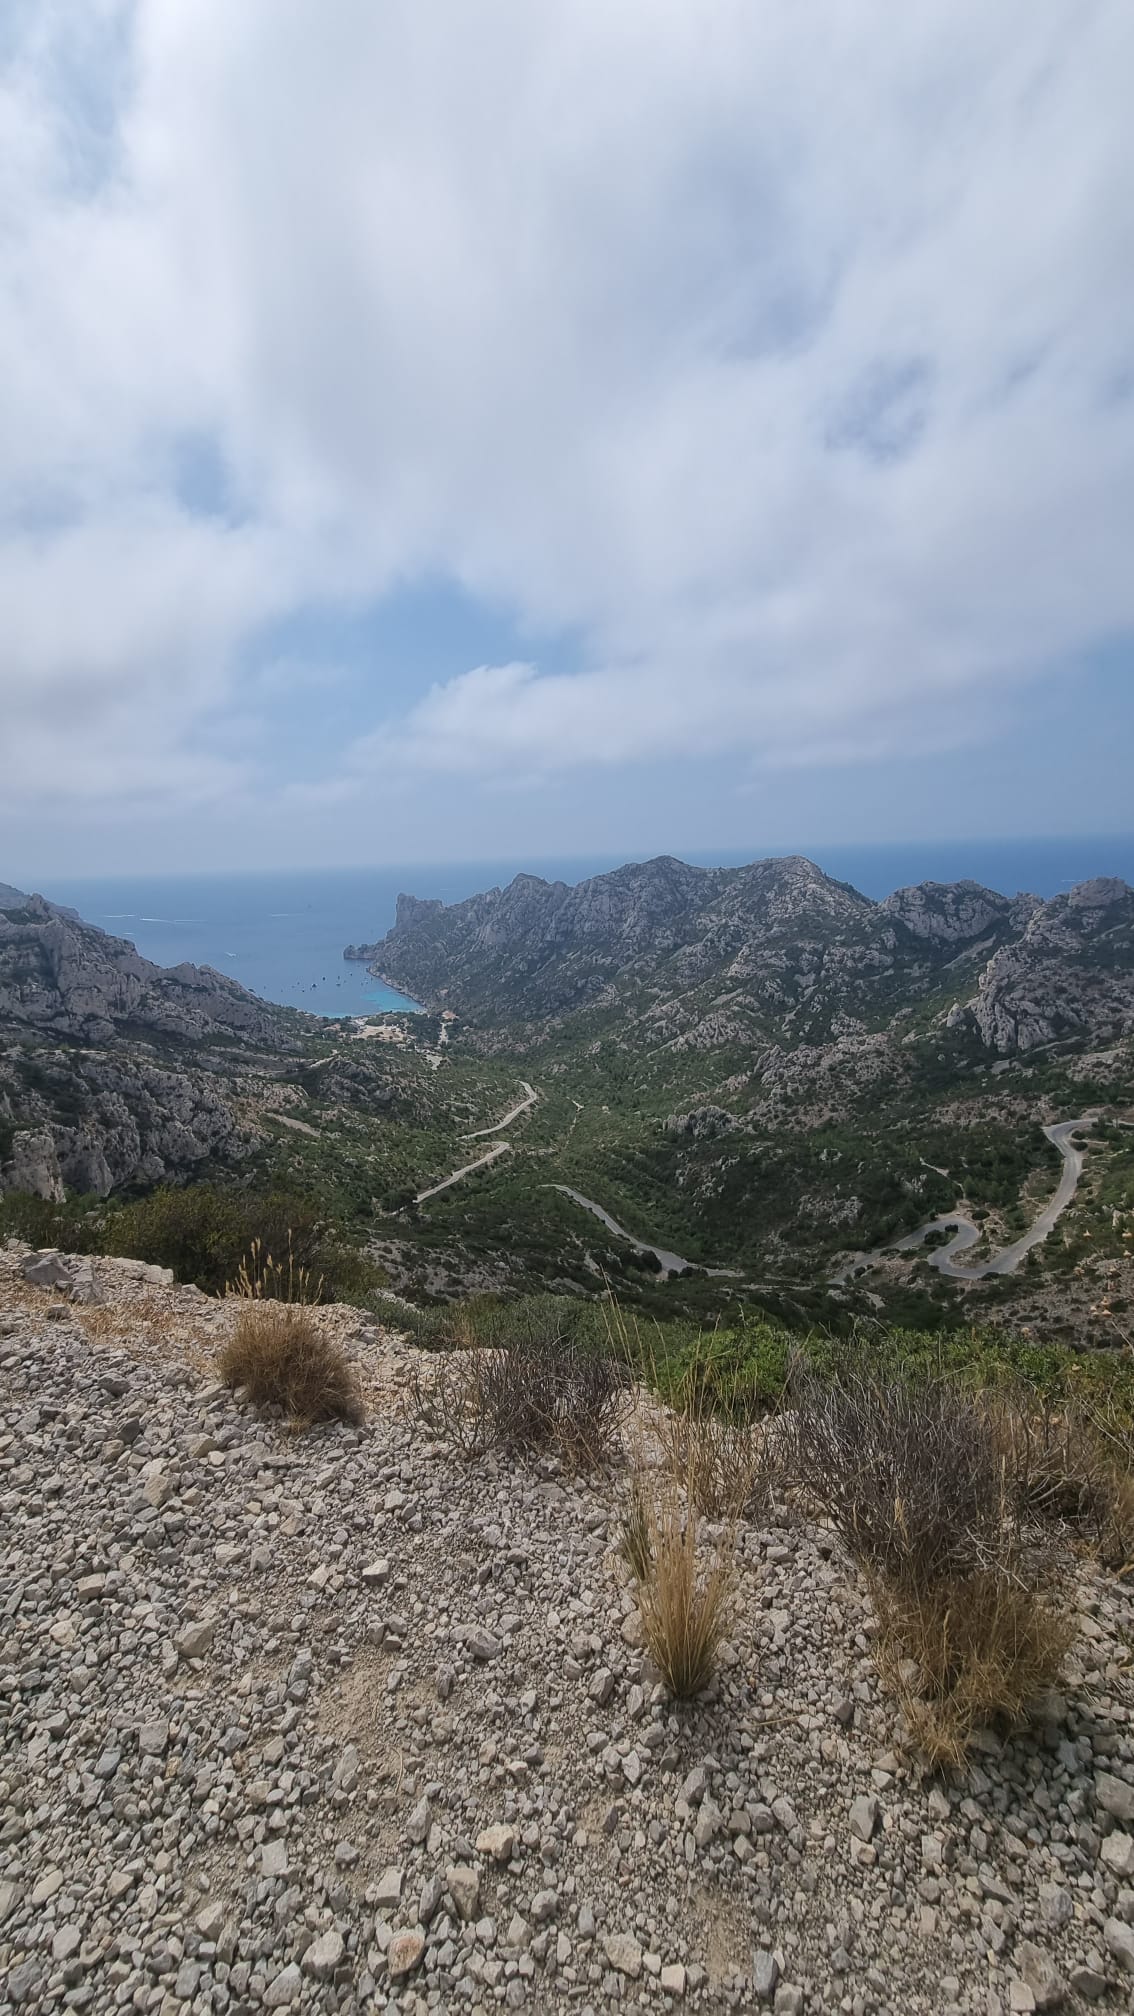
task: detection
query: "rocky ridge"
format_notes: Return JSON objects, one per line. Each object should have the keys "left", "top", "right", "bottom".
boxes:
{"left": 355, "top": 858, "right": 1134, "bottom": 1060}
{"left": 0, "top": 890, "right": 313, "bottom": 1199}
{"left": 3, "top": 1244, "right": 1134, "bottom": 2015}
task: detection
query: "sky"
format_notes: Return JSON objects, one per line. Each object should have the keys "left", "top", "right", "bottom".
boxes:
{"left": 1, "top": 0, "right": 1133, "bottom": 879}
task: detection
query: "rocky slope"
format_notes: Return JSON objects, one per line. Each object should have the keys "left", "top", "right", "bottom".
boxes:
{"left": 3, "top": 1243, "right": 1134, "bottom": 2015}
{"left": 950, "top": 880, "right": 1134, "bottom": 1055}
{"left": 0, "top": 888, "right": 310, "bottom": 1199}
{"left": 0, "top": 892, "right": 282, "bottom": 1046}
{"left": 357, "top": 857, "right": 1134, "bottom": 1058}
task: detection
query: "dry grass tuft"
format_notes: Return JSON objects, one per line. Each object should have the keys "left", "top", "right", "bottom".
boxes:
{"left": 986, "top": 1392, "right": 1134, "bottom": 1574}
{"left": 658, "top": 1405, "right": 770, "bottom": 1520}
{"left": 630, "top": 1475, "right": 736, "bottom": 1699}
{"left": 873, "top": 1569, "right": 1074, "bottom": 1771}
{"left": 219, "top": 1302, "right": 363, "bottom": 1425}
{"left": 405, "top": 1335, "right": 626, "bottom": 1468}
{"left": 784, "top": 1373, "right": 1074, "bottom": 1764}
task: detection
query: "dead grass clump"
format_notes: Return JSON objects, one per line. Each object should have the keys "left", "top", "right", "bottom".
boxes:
{"left": 623, "top": 1473, "right": 735, "bottom": 1699}
{"left": 987, "top": 1393, "right": 1134, "bottom": 1574}
{"left": 872, "top": 1570, "right": 1074, "bottom": 1771}
{"left": 784, "top": 1374, "right": 1072, "bottom": 1764}
{"left": 406, "top": 1336, "right": 626, "bottom": 1467}
{"left": 659, "top": 1406, "right": 771, "bottom": 1520}
{"left": 219, "top": 1303, "right": 363, "bottom": 1425}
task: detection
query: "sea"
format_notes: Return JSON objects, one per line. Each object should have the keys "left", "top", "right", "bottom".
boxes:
{"left": 36, "top": 835, "right": 1134, "bottom": 1020}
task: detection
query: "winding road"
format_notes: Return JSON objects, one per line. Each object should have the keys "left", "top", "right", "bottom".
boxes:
{"left": 413, "top": 1081, "right": 536, "bottom": 1201}
{"left": 465, "top": 1081, "right": 538, "bottom": 1139}
{"left": 548, "top": 1186, "right": 741, "bottom": 1278}
{"left": 415, "top": 1140, "right": 510, "bottom": 1204}
{"left": 845, "top": 1114, "right": 1096, "bottom": 1283}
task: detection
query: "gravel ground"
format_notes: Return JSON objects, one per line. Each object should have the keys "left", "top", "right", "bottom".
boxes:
{"left": 2, "top": 1243, "right": 1134, "bottom": 2016}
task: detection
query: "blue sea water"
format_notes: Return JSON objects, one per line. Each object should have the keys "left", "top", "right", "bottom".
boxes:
{"left": 36, "top": 835, "right": 1134, "bottom": 1018}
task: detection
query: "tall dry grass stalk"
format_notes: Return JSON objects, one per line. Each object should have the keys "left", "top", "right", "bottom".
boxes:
{"left": 629, "top": 1469, "right": 737, "bottom": 1699}
{"left": 227, "top": 1234, "right": 325, "bottom": 1306}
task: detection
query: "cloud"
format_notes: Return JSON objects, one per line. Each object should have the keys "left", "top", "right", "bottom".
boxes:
{"left": 1, "top": 0, "right": 1132, "bottom": 823}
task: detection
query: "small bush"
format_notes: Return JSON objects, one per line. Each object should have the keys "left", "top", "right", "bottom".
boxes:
{"left": 407, "top": 1329, "right": 627, "bottom": 1467}
{"left": 624, "top": 1474, "right": 735, "bottom": 1699}
{"left": 219, "top": 1303, "right": 364, "bottom": 1425}
{"left": 784, "top": 1374, "right": 1072, "bottom": 1763}
{"left": 784, "top": 1373, "right": 1008, "bottom": 1589}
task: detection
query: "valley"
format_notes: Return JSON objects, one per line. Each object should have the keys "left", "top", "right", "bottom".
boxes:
{"left": 3, "top": 858, "right": 1134, "bottom": 1349}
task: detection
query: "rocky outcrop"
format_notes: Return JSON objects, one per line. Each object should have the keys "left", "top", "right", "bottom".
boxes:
{"left": 0, "top": 1127, "right": 64, "bottom": 1202}
{"left": 0, "top": 886, "right": 320, "bottom": 1199}
{"left": 878, "top": 879, "right": 1024, "bottom": 946}
{"left": 951, "top": 878, "right": 1134, "bottom": 1054}
{"left": 0, "top": 1044, "right": 262, "bottom": 1196}
{"left": 0, "top": 893, "right": 287, "bottom": 1046}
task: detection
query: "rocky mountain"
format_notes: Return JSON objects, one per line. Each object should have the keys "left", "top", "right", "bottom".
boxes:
{"left": 352, "top": 855, "right": 1134, "bottom": 1057}
{"left": 0, "top": 887, "right": 307, "bottom": 1199}
{"left": 0, "top": 891, "right": 282, "bottom": 1045}
{"left": 950, "top": 877, "right": 1134, "bottom": 1054}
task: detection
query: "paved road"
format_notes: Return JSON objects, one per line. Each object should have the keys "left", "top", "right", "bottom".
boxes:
{"left": 466, "top": 1082, "right": 538, "bottom": 1139}
{"left": 549, "top": 1185, "right": 741, "bottom": 1278}
{"left": 863, "top": 1114, "right": 1096, "bottom": 1282}
{"left": 415, "top": 1141, "right": 510, "bottom": 1203}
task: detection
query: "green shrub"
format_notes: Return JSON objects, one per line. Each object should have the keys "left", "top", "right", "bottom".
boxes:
{"left": 0, "top": 1180, "right": 384, "bottom": 1304}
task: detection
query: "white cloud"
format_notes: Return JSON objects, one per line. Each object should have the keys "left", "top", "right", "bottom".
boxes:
{"left": 0, "top": 0, "right": 1131, "bottom": 824}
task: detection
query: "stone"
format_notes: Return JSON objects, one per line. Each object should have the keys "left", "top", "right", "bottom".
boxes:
{"left": 1068, "top": 1960, "right": 1108, "bottom": 2000}
{"left": 265, "top": 1962, "right": 302, "bottom": 2006}
{"left": 406, "top": 1795, "right": 431, "bottom": 1843}
{"left": 476, "top": 1823, "right": 515, "bottom": 1863}
{"left": 1096, "top": 1771, "right": 1134, "bottom": 1823}
{"left": 0, "top": 1880, "right": 22, "bottom": 1924}
{"left": 8, "top": 1961, "right": 42, "bottom": 2006}
{"left": 467, "top": 1628, "right": 499, "bottom": 1660}
{"left": 143, "top": 1472, "right": 173, "bottom": 1508}
{"left": 446, "top": 1862, "right": 480, "bottom": 1920}
{"left": 1100, "top": 1829, "right": 1134, "bottom": 1877}
{"left": 773, "top": 1989, "right": 804, "bottom": 2016}
{"left": 530, "top": 1888, "right": 558, "bottom": 1923}
{"left": 1104, "top": 1917, "right": 1134, "bottom": 1973}
{"left": 387, "top": 1930, "right": 425, "bottom": 1979}
{"left": 604, "top": 1932, "right": 643, "bottom": 1979}
{"left": 1038, "top": 1883, "right": 1073, "bottom": 1930}
{"left": 660, "top": 1963, "right": 686, "bottom": 1997}
{"left": 1017, "top": 1941, "right": 1065, "bottom": 2011}
{"left": 849, "top": 1794, "right": 880, "bottom": 1842}
{"left": 374, "top": 1866, "right": 403, "bottom": 1908}
{"left": 361, "top": 1558, "right": 390, "bottom": 1583}
{"left": 1008, "top": 1984, "right": 1036, "bottom": 2015}
{"left": 334, "top": 1744, "right": 361, "bottom": 1792}
{"left": 52, "top": 1924, "right": 81, "bottom": 1962}
{"left": 32, "top": 1868, "right": 63, "bottom": 1905}
{"left": 196, "top": 1901, "right": 226, "bottom": 1939}
{"left": 753, "top": 1948, "right": 781, "bottom": 2001}
{"left": 138, "top": 1718, "right": 169, "bottom": 1756}
{"left": 419, "top": 1873, "right": 444, "bottom": 1924}
{"left": 303, "top": 1930, "right": 346, "bottom": 1980}
{"left": 176, "top": 1616, "right": 216, "bottom": 1659}
{"left": 261, "top": 1840, "right": 290, "bottom": 1878}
